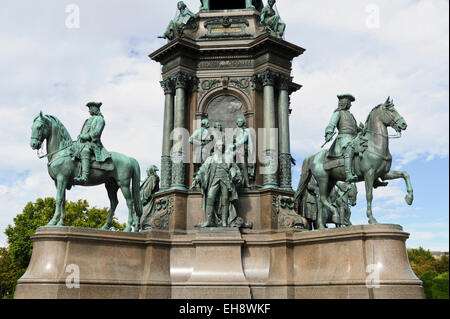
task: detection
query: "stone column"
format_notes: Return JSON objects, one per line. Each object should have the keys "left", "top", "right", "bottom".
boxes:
{"left": 278, "top": 75, "right": 292, "bottom": 190}
{"left": 160, "top": 79, "right": 175, "bottom": 191}
{"left": 261, "top": 70, "right": 278, "bottom": 189}
{"left": 171, "top": 72, "right": 188, "bottom": 190}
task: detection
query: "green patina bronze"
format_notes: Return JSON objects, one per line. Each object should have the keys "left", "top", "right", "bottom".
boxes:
{"left": 159, "top": 1, "right": 197, "bottom": 41}
{"left": 295, "top": 97, "right": 414, "bottom": 230}
{"left": 231, "top": 118, "right": 255, "bottom": 188}
{"left": 299, "top": 179, "right": 357, "bottom": 230}
{"left": 191, "top": 141, "right": 243, "bottom": 228}
{"left": 190, "top": 119, "right": 213, "bottom": 168}
{"left": 324, "top": 94, "right": 364, "bottom": 183}
{"left": 260, "top": 0, "right": 286, "bottom": 38}
{"left": 30, "top": 105, "right": 143, "bottom": 233}
{"left": 140, "top": 165, "right": 160, "bottom": 230}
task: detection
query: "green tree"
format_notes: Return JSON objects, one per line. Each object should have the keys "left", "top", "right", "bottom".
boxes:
{"left": 408, "top": 247, "right": 438, "bottom": 277}
{"left": 3, "top": 197, "right": 125, "bottom": 298}
{"left": 432, "top": 272, "right": 449, "bottom": 299}
{"left": 436, "top": 254, "right": 449, "bottom": 274}
{"left": 0, "top": 247, "right": 17, "bottom": 298}
{"left": 419, "top": 270, "right": 438, "bottom": 299}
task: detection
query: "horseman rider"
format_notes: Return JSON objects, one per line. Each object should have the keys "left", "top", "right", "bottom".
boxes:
{"left": 74, "top": 102, "right": 111, "bottom": 184}
{"left": 325, "top": 94, "right": 361, "bottom": 183}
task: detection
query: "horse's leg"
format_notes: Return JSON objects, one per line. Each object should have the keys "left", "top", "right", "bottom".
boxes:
{"left": 56, "top": 189, "right": 66, "bottom": 226}
{"left": 102, "top": 181, "right": 119, "bottom": 230}
{"left": 48, "top": 176, "right": 67, "bottom": 226}
{"left": 381, "top": 170, "right": 414, "bottom": 206}
{"left": 119, "top": 184, "right": 136, "bottom": 233}
{"left": 364, "top": 170, "right": 378, "bottom": 224}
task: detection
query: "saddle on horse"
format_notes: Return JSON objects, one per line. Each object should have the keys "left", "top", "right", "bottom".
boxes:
{"left": 324, "top": 134, "right": 368, "bottom": 171}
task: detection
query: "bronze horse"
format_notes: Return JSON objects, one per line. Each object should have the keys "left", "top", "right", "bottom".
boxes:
{"left": 295, "top": 98, "right": 414, "bottom": 230}
{"left": 30, "top": 112, "right": 142, "bottom": 232}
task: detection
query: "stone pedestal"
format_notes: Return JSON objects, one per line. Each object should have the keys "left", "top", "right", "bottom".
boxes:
{"left": 15, "top": 224, "right": 424, "bottom": 299}
{"left": 172, "top": 228, "right": 251, "bottom": 299}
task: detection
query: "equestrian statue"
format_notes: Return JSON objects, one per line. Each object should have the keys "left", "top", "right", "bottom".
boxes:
{"left": 30, "top": 102, "right": 142, "bottom": 232}
{"left": 294, "top": 95, "right": 414, "bottom": 230}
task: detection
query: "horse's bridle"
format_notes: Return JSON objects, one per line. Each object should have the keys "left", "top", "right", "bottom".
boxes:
{"left": 32, "top": 116, "right": 73, "bottom": 160}
{"left": 366, "top": 104, "right": 403, "bottom": 139}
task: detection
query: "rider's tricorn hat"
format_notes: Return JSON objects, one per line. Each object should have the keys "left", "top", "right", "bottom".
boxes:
{"left": 337, "top": 94, "right": 356, "bottom": 102}
{"left": 86, "top": 102, "right": 103, "bottom": 108}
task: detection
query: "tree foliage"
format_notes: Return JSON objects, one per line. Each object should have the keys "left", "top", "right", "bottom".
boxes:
{"left": 408, "top": 247, "right": 449, "bottom": 299}
{"left": 419, "top": 270, "right": 438, "bottom": 299}
{"left": 1, "top": 197, "right": 125, "bottom": 298}
{"left": 408, "top": 247, "right": 448, "bottom": 278}
{"left": 0, "top": 247, "right": 17, "bottom": 298}
{"left": 432, "top": 272, "right": 449, "bottom": 299}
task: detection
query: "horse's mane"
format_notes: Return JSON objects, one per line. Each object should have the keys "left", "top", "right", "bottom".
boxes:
{"left": 364, "top": 104, "right": 383, "bottom": 128}
{"left": 46, "top": 115, "right": 73, "bottom": 147}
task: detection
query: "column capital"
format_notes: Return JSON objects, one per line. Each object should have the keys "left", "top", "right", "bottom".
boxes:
{"left": 160, "top": 78, "right": 175, "bottom": 95}
{"left": 171, "top": 71, "right": 199, "bottom": 91}
{"left": 259, "top": 69, "right": 278, "bottom": 87}
{"left": 252, "top": 70, "right": 292, "bottom": 90}
{"left": 173, "top": 72, "right": 189, "bottom": 90}
{"left": 278, "top": 74, "right": 291, "bottom": 91}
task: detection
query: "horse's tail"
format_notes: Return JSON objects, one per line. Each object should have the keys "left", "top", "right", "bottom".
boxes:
{"left": 131, "top": 158, "right": 143, "bottom": 220}
{"left": 294, "top": 155, "right": 314, "bottom": 203}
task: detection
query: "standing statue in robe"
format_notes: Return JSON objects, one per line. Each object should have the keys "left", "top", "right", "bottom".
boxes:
{"left": 191, "top": 141, "right": 242, "bottom": 228}
{"left": 231, "top": 118, "right": 255, "bottom": 188}
{"left": 140, "top": 166, "right": 160, "bottom": 230}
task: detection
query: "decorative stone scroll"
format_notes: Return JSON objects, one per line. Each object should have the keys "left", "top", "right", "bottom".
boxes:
{"left": 272, "top": 195, "right": 307, "bottom": 230}
{"left": 145, "top": 197, "right": 174, "bottom": 230}
{"left": 199, "top": 77, "right": 252, "bottom": 101}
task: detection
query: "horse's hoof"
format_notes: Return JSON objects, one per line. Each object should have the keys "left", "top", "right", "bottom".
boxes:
{"left": 101, "top": 224, "right": 110, "bottom": 231}
{"left": 124, "top": 226, "right": 132, "bottom": 233}
{"left": 405, "top": 194, "right": 414, "bottom": 206}
{"left": 56, "top": 221, "right": 65, "bottom": 227}
{"left": 369, "top": 218, "right": 378, "bottom": 225}
{"left": 47, "top": 219, "right": 57, "bottom": 226}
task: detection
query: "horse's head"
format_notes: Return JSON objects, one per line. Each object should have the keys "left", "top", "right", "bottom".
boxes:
{"left": 379, "top": 97, "right": 408, "bottom": 133}
{"left": 30, "top": 111, "right": 50, "bottom": 150}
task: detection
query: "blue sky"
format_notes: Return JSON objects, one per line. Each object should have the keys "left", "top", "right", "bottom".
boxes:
{"left": 0, "top": 0, "right": 448, "bottom": 251}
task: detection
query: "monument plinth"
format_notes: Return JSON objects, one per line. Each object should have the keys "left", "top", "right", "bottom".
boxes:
{"left": 15, "top": 224, "right": 424, "bottom": 299}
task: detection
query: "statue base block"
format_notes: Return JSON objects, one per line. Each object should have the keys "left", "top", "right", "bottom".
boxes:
{"left": 14, "top": 224, "right": 424, "bottom": 299}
